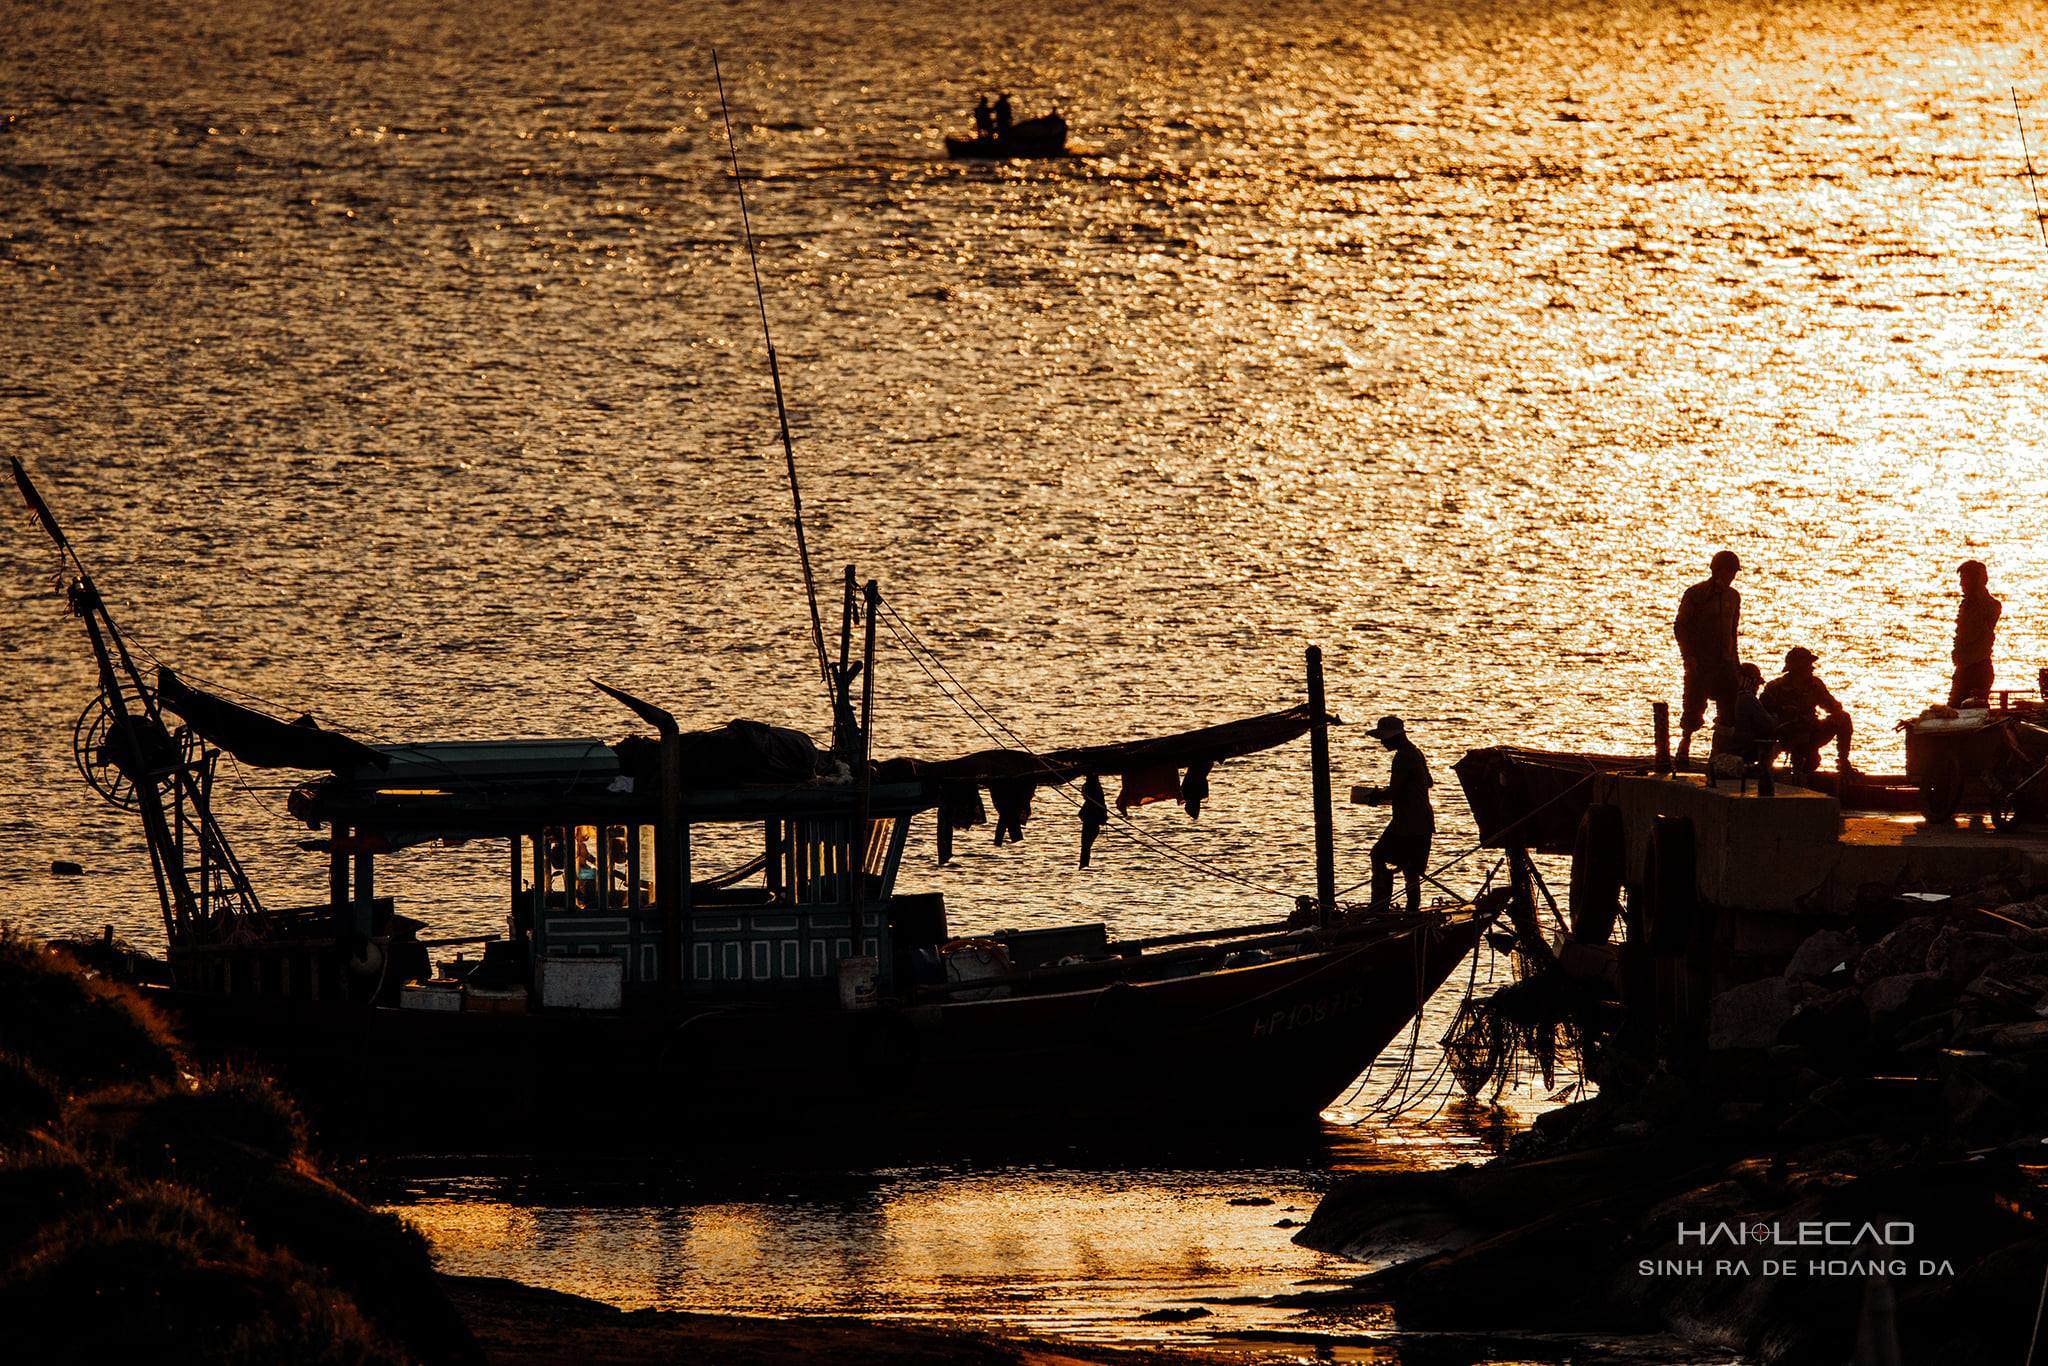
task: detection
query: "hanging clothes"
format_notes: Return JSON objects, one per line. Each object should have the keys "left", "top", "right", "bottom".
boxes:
{"left": 1116, "top": 765, "right": 1181, "bottom": 814}
{"left": 990, "top": 778, "right": 1034, "bottom": 845}
{"left": 1079, "top": 773, "right": 1109, "bottom": 868}
{"left": 1181, "top": 761, "right": 1213, "bottom": 819}
{"left": 936, "top": 780, "right": 987, "bottom": 866}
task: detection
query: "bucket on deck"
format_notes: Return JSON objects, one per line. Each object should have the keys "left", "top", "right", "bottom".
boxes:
{"left": 838, "top": 954, "right": 878, "bottom": 1010}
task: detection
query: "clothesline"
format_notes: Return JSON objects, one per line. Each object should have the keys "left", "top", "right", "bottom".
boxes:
{"left": 875, "top": 595, "right": 1301, "bottom": 900}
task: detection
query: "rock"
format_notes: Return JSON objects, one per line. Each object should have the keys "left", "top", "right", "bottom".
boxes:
{"left": 1136, "top": 1307, "right": 1211, "bottom": 1322}
{"left": 48, "top": 860, "right": 83, "bottom": 877}
{"left": 1927, "top": 929, "right": 2016, "bottom": 986}
{"left": 1987, "top": 1020, "right": 2048, "bottom": 1052}
{"left": 1778, "top": 987, "right": 1869, "bottom": 1058}
{"left": 1227, "top": 1196, "right": 1274, "bottom": 1206}
{"left": 1854, "top": 918, "right": 1942, "bottom": 987}
{"left": 1274, "top": 1217, "right": 1299, "bottom": 1228}
{"left": 1860, "top": 972, "right": 1954, "bottom": 1025}
{"left": 1784, "top": 929, "right": 1861, "bottom": 983}
{"left": 1710, "top": 977, "right": 1797, "bottom": 1051}
{"left": 1994, "top": 900, "right": 2048, "bottom": 928}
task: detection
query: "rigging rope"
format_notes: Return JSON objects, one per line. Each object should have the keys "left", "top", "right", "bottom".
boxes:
{"left": 712, "top": 50, "right": 833, "bottom": 709}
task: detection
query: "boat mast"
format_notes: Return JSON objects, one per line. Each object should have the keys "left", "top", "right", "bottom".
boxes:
{"left": 712, "top": 51, "right": 834, "bottom": 711}
{"left": 1306, "top": 646, "right": 1338, "bottom": 927}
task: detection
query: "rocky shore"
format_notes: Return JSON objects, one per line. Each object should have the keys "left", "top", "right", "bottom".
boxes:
{"left": 1296, "top": 880, "right": 2048, "bottom": 1363}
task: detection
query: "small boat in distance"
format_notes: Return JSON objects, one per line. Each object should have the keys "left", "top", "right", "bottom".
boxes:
{"left": 946, "top": 110, "right": 1069, "bottom": 159}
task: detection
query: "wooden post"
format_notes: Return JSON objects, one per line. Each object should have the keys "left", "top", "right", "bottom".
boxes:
{"left": 834, "top": 565, "right": 858, "bottom": 760}
{"left": 850, "top": 580, "right": 880, "bottom": 965}
{"left": 661, "top": 727, "right": 686, "bottom": 995}
{"left": 329, "top": 824, "right": 349, "bottom": 912}
{"left": 1306, "top": 646, "right": 1338, "bottom": 928}
{"left": 352, "top": 850, "right": 374, "bottom": 929}
{"left": 1652, "top": 702, "right": 1671, "bottom": 775}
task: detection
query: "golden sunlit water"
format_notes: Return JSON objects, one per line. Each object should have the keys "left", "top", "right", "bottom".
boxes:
{"left": 4, "top": 0, "right": 2047, "bottom": 1357}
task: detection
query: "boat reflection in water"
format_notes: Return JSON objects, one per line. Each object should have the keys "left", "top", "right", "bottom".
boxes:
{"left": 15, "top": 457, "right": 1501, "bottom": 1151}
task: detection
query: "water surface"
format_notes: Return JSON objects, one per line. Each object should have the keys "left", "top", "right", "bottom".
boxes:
{"left": 5, "top": 0, "right": 2046, "bottom": 1356}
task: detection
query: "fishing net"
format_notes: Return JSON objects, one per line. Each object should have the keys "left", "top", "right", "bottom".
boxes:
{"left": 1442, "top": 961, "right": 1609, "bottom": 1100}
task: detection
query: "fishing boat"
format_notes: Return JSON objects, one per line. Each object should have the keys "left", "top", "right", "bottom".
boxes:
{"left": 14, "top": 459, "right": 1501, "bottom": 1149}
{"left": 945, "top": 111, "right": 1068, "bottom": 159}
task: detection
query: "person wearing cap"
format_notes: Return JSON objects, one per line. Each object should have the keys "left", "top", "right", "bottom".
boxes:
{"left": 1673, "top": 551, "right": 1743, "bottom": 766}
{"left": 1761, "top": 646, "right": 1855, "bottom": 782}
{"left": 1951, "top": 560, "right": 2002, "bottom": 707}
{"left": 1356, "top": 715, "right": 1434, "bottom": 914}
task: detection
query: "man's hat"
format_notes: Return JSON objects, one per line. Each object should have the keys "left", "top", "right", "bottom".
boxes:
{"left": 1785, "top": 646, "right": 1818, "bottom": 669}
{"left": 1368, "top": 715, "right": 1405, "bottom": 741}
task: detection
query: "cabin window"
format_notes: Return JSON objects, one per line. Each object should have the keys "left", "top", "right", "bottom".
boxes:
{"left": 863, "top": 818, "right": 897, "bottom": 880}
{"left": 602, "top": 825, "right": 630, "bottom": 909}
{"left": 541, "top": 828, "right": 566, "bottom": 907}
{"left": 572, "top": 825, "right": 600, "bottom": 910}
{"left": 635, "top": 824, "right": 656, "bottom": 910}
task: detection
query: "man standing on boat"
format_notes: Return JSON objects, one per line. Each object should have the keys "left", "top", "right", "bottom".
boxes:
{"left": 1673, "top": 550, "right": 1742, "bottom": 767}
{"left": 973, "top": 94, "right": 995, "bottom": 141}
{"left": 994, "top": 92, "right": 1013, "bottom": 135}
{"left": 1951, "top": 559, "right": 2002, "bottom": 707}
{"left": 1358, "top": 715, "right": 1433, "bottom": 914}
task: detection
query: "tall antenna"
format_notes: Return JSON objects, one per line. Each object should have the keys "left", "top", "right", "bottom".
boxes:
{"left": 2014, "top": 87, "right": 2048, "bottom": 250}
{"left": 713, "top": 49, "right": 833, "bottom": 703}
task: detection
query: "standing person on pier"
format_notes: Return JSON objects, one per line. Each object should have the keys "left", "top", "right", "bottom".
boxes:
{"left": 1357, "top": 715, "right": 1434, "bottom": 914}
{"left": 1950, "top": 559, "right": 2002, "bottom": 707}
{"left": 1673, "top": 550, "right": 1743, "bottom": 766}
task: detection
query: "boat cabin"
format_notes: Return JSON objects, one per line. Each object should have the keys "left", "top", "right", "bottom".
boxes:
{"left": 291, "top": 726, "right": 945, "bottom": 1011}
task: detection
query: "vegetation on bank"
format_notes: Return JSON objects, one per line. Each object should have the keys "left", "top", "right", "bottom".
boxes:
{"left": 0, "top": 926, "right": 480, "bottom": 1365}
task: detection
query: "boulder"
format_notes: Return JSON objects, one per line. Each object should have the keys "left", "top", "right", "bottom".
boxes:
{"left": 1994, "top": 900, "right": 2048, "bottom": 928}
{"left": 1784, "top": 929, "right": 1861, "bottom": 983}
{"left": 1860, "top": 972, "right": 1954, "bottom": 1025}
{"left": 1778, "top": 986, "right": 1869, "bottom": 1058}
{"left": 1927, "top": 929, "right": 2017, "bottom": 987}
{"left": 1854, "top": 918, "right": 1942, "bottom": 987}
{"left": 1710, "top": 977, "right": 1797, "bottom": 1051}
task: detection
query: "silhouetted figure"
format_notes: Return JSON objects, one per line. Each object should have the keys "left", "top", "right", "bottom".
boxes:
{"left": 1358, "top": 715, "right": 1433, "bottom": 914}
{"left": 994, "top": 92, "right": 1013, "bottom": 134}
{"left": 1712, "top": 662, "right": 1780, "bottom": 773}
{"left": 973, "top": 95, "right": 994, "bottom": 140}
{"left": 1951, "top": 559, "right": 2002, "bottom": 707}
{"left": 1078, "top": 773, "right": 1108, "bottom": 867}
{"left": 1673, "top": 550, "right": 1742, "bottom": 766}
{"left": 1761, "top": 646, "right": 1855, "bottom": 781}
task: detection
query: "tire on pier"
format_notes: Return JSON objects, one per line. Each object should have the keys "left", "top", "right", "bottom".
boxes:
{"left": 1567, "top": 802, "right": 1625, "bottom": 945}
{"left": 1643, "top": 815, "right": 1702, "bottom": 1072}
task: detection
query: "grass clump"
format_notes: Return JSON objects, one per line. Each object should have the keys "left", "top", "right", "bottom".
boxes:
{"left": 0, "top": 922, "right": 481, "bottom": 1365}
{"left": 0, "top": 926, "right": 177, "bottom": 1089}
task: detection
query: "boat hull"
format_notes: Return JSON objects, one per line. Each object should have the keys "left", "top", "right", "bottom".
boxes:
{"left": 153, "top": 910, "right": 1490, "bottom": 1151}
{"left": 945, "top": 113, "right": 1068, "bottom": 159}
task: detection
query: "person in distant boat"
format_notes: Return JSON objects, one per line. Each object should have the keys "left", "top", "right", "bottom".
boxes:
{"left": 973, "top": 94, "right": 995, "bottom": 140}
{"left": 1951, "top": 559, "right": 2002, "bottom": 707}
{"left": 1673, "top": 550, "right": 1742, "bottom": 767}
{"left": 994, "top": 92, "right": 1013, "bottom": 135}
{"left": 1761, "top": 646, "right": 1856, "bottom": 781}
{"left": 1358, "top": 715, "right": 1433, "bottom": 915}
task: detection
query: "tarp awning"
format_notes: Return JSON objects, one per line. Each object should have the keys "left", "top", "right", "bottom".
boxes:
{"left": 158, "top": 668, "right": 389, "bottom": 772}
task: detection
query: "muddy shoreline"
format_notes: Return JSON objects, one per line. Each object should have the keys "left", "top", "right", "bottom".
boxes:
{"left": 443, "top": 1273, "right": 1245, "bottom": 1366}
